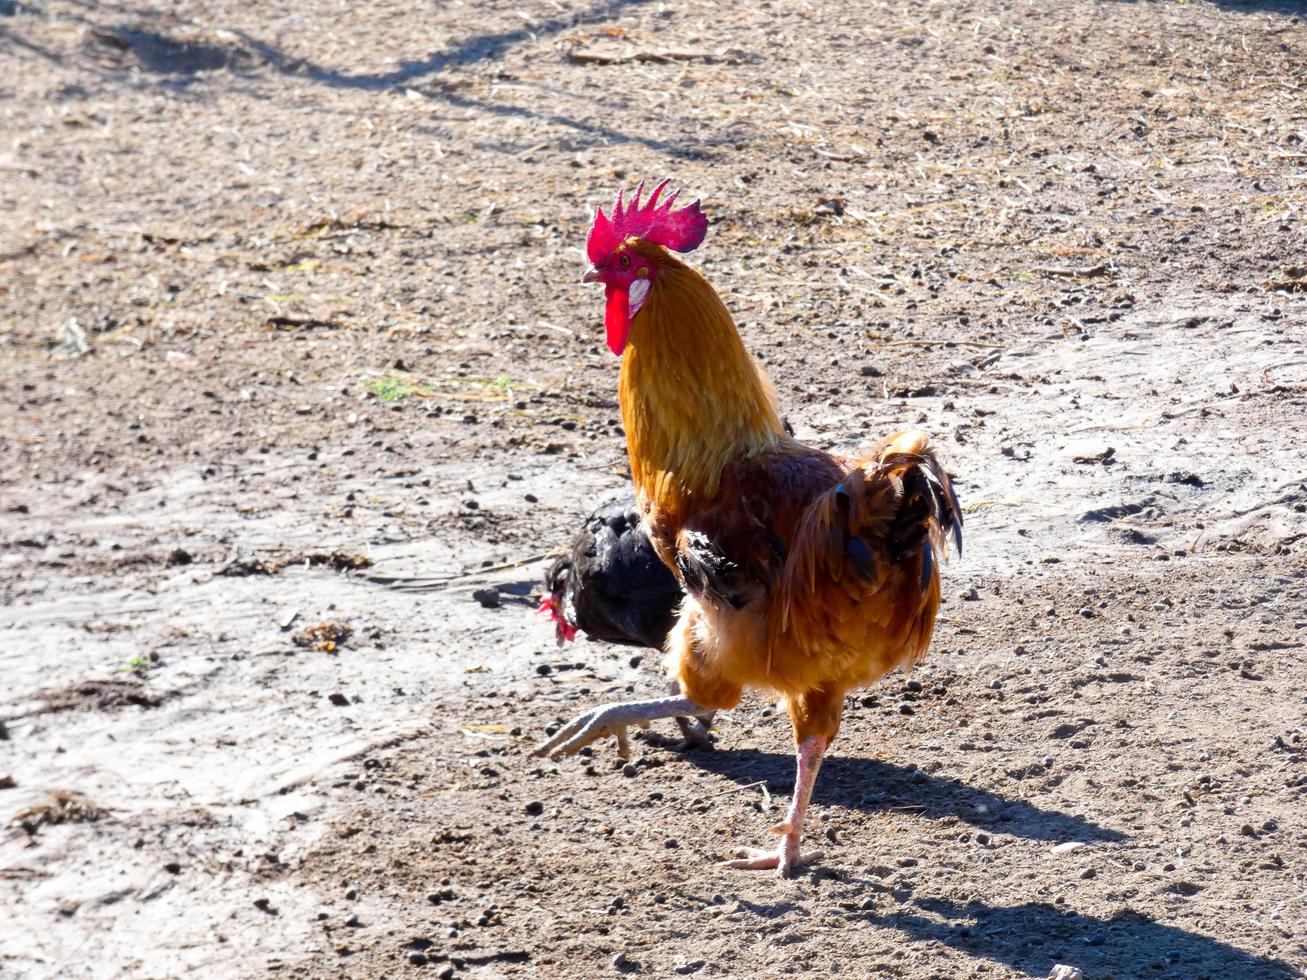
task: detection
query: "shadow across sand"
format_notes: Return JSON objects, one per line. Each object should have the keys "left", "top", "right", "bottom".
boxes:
{"left": 685, "top": 745, "right": 1126, "bottom": 844}
{"left": 1109, "top": 0, "right": 1304, "bottom": 14}
{"left": 44, "top": 0, "right": 710, "bottom": 159}
{"left": 871, "top": 896, "right": 1299, "bottom": 980}
{"left": 54, "top": 0, "right": 652, "bottom": 83}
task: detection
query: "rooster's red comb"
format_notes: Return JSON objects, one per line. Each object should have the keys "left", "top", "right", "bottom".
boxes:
{"left": 586, "top": 179, "right": 708, "bottom": 265}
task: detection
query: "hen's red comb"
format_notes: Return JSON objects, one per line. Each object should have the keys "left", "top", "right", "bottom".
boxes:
{"left": 586, "top": 179, "right": 708, "bottom": 265}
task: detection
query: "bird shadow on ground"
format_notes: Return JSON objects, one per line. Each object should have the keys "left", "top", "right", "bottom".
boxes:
{"left": 1108, "top": 0, "right": 1304, "bottom": 14}
{"left": 681, "top": 745, "right": 1127, "bottom": 844}
{"left": 216, "top": 0, "right": 657, "bottom": 91}
{"left": 869, "top": 896, "right": 1300, "bottom": 980}
{"left": 38, "top": 0, "right": 710, "bottom": 159}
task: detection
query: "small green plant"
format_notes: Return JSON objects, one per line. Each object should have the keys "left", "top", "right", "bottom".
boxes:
{"left": 362, "top": 373, "right": 421, "bottom": 402}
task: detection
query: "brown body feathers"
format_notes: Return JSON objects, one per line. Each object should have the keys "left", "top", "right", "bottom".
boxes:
{"left": 617, "top": 242, "right": 962, "bottom": 745}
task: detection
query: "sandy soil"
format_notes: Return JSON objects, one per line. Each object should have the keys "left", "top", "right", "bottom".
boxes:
{"left": 2, "top": 0, "right": 1305, "bottom": 977}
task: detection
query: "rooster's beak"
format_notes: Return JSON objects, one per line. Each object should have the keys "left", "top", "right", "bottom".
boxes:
{"left": 582, "top": 268, "right": 601, "bottom": 284}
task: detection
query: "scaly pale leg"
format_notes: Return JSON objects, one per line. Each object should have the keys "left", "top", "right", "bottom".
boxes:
{"left": 674, "top": 712, "right": 716, "bottom": 750}
{"left": 532, "top": 696, "right": 711, "bottom": 760}
{"left": 666, "top": 681, "right": 716, "bottom": 750}
{"left": 723, "top": 734, "right": 829, "bottom": 877}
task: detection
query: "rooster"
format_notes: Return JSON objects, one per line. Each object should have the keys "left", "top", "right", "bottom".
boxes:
{"left": 534, "top": 181, "right": 963, "bottom": 876}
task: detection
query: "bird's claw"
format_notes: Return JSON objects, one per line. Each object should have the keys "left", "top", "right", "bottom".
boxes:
{"left": 532, "top": 695, "right": 708, "bottom": 762}
{"left": 720, "top": 844, "right": 824, "bottom": 877}
{"left": 673, "top": 714, "right": 715, "bottom": 752}
{"left": 532, "top": 704, "right": 633, "bottom": 760}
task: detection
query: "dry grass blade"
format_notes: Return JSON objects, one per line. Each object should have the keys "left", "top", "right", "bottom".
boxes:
{"left": 960, "top": 498, "right": 1047, "bottom": 513}
{"left": 566, "top": 45, "right": 735, "bottom": 66}
{"left": 1030, "top": 262, "right": 1117, "bottom": 279}
{"left": 365, "top": 552, "right": 558, "bottom": 591}
{"left": 651, "top": 780, "right": 770, "bottom": 815}
{"left": 868, "top": 338, "right": 1007, "bottom": 350}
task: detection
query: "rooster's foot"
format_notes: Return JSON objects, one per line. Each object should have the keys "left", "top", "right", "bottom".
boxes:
{"left": 721, "top": 735, "right": 830, "bottom": 877}
{"left": 721, "top": 840, "right": 823, "bottom": 877}
{"left": 532, "top": 696, "right": 708, "bottom": 761}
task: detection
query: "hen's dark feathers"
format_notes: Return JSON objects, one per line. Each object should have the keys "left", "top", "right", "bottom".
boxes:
{"left": 546, "top": 497, "right": 683, "bottom": 648}
{"left": 674, "top": 530, "right": 753, "bottom": 611}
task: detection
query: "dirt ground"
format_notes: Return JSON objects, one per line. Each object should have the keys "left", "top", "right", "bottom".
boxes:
{"left": 2, "top": 0, "right": 1306, "bottom": 977}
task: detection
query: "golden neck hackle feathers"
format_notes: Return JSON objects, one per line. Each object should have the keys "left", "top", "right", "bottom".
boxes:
{"left": 617, "top": 242, "right": 783, "bottom": 515}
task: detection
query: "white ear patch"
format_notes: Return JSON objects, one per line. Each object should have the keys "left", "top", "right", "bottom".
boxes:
{"left": 629, "top": 278, "right": 650, "bottom": 316}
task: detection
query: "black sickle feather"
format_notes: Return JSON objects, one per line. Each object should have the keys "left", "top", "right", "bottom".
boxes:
{"left": 945, "top": 477, "right": 964, "bottom": 558}
{"left": 769, "top": 533, "right": 788, "bottom": 564}
{"left": 846, "top": 536, "right": 877, "bottom": 582}
{"left": 918, "top": 468, "right": 943, "bottom": 523}
{"left": 830, "top": 483, "right": 851, "bottom": 566}
{"left": 920, "top": 463, "right": 965, "bottom": 560}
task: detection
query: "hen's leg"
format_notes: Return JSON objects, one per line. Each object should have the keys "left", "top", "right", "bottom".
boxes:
{"left": 532, "top": 696, "right": 710, "bottom": 760}
{"left": 666, "top": 680, "right": 716, "bottom": 750}
{"left": 674, "top": 712, "right": 716, "bottom": 750}
{"left": 723, "top": 734, "right": 829, "bottom": 876}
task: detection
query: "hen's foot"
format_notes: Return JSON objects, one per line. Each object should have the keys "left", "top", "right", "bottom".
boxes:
{"left": 673, "top": 712, "right": 716, "bottom": 752}
{"left": 532, "top": 696, "right": 708, "bottom": 760}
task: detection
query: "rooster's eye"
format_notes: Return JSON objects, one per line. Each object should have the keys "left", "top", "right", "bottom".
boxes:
{"left": 618, "top": 254, "right": 631, "bottom": 270}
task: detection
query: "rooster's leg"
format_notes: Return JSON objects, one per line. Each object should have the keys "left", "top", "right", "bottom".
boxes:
{"left": 532, "top": 696, "right": 711, "bottom": 761}
{"left": 722, "top": 734, "right": 829, "bottom": 877}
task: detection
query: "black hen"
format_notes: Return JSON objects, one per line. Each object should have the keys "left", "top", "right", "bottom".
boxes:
{"left": 540, "top": 497, "right": 683, "bottom": 648}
